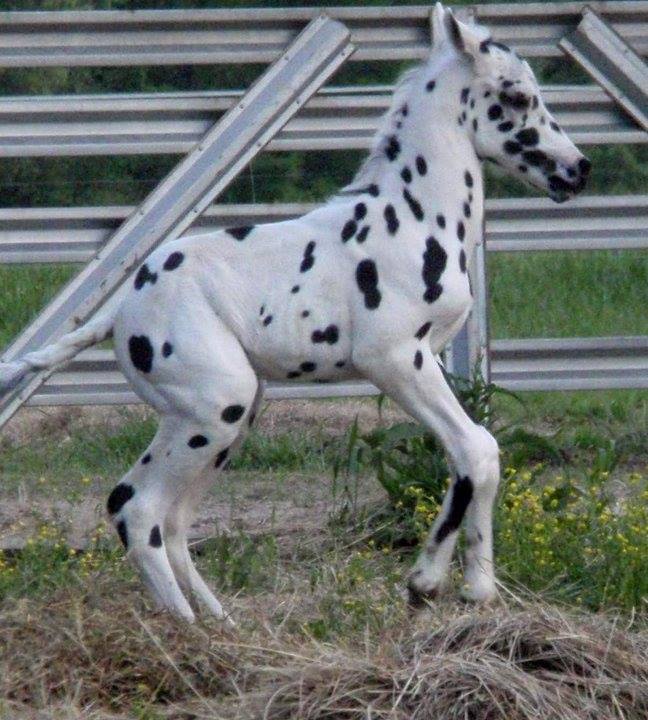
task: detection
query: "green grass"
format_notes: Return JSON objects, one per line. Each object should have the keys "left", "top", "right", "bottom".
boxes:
{"left": 0, "top": 264, "right": 77, "bottom": 347}
{"left": 489, "top": 250, "right": 648, "bottom": 339}
{"left": 0, "top": 406, "right": 346, "bottom": 500}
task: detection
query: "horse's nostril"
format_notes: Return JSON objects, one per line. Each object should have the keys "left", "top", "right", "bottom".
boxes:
{"left": 578, "top": 157, "right": 592, "bottom": 176}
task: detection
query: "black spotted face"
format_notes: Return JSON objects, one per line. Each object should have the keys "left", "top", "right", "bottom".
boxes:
{"left": 468, "top": 47, "right": 590, "bottom": 202}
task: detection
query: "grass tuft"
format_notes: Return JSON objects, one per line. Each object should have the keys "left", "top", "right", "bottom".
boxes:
{"left": 2, "top": 582, "right": 646, "bottom": 720}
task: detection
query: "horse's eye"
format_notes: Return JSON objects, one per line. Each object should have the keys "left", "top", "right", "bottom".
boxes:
{"left": 499, "top": 90, "right": 530, "bottom": 111}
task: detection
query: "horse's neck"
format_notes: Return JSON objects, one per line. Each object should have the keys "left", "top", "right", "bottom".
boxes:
{"left": 374, "top": 53, "right": 484, "bottom": 247}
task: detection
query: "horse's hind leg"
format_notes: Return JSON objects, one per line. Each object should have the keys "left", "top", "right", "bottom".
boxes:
{"left": 107, "top": 314, "right": 259, "bottom": 621}
{"left": 164, "top": 383, "right": 264, "bottom": 620}
{"left": 107, "top": 416, "right": 199, "bottom": 621}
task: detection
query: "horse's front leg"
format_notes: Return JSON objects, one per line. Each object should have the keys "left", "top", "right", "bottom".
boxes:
{"left": 354, "top": 340, "right": 500, "bottom": 603}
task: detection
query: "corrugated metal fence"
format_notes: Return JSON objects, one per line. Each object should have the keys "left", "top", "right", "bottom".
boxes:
{"left": 1, "top": 2, "right": 647, "bottom": 406}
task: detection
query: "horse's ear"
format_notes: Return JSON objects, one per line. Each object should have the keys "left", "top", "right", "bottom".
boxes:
{"left": 431, "top": 3, "right": 448, "bottom": 47}
{"left": 442, "top": 7, "right": 488, "bottom": 61}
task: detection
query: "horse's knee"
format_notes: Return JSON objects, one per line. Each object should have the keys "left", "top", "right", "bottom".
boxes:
{"left": 458, "top": 425, "right": 500, "bottom": 491}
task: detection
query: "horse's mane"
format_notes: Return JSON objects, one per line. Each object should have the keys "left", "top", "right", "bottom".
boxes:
{"left": 335, "top": 65, "right": 421, "bottom": 195}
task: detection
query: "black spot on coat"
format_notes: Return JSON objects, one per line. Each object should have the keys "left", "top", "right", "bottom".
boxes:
{"left": 162, "top": 342, "right": 173, "bottom": 358}
{"left": 300, "top": 361, "right": 317, "bottom": 373}
{"left": 415, "top": 321, "right": 432, "bottom": 340}
{"left": 341, "top": 220, "right": 357, "bottom": 243}
{"left": 436, "top": 214, "right": 446, "bottom": 229}
{"left": 222, "top": 404, "right": 245, "bottom": 423}
{"left": 435, "top": 475, "right": 474, "bottom": 543}
{"left": 504, "top": 140, "right": 522, "bottom": 154}
{"left": 215, "top": 447, "right": 229, "bottom": 468}
{"left": 385, "top": 135, "right": 401, "bottom": 161}
{"left": 163, "top": 252, "right": 184, "bottom": 271}
{"left": 226, "top": 226, "right": 254, "bottom": 240}
{"left": 457, "top": 221, "right": 466, "bottom": 242}
{"left": 129, "top": 335, "right": 154, "bottom": 373}
{"left": 459, "top": 249, "right": 467, "bottom": 273}
{"left": 354, "top": 203, "right": 367, "bottom": 221}
{"left": 311, "top": 325, "right": 339, "bottom": 344}
{"left": 300, "top": 241, "right": 316, "bottom": 272}
{"left": 415, "top": 155, "right": 427, "bottom": 176}
{"left": 355, "top": 259, "right": 381, "bottom": 310}
{"left": 403, "top": 188, "right": 424, "bottom": 221}
{"left": 522, "top": 149, "right": 552, "bottom": 169}
{"left": 142, "top": 453, "right": 152, "bottom": 465}
{"left": 384, "top": 205, "right": 399, "bottom": 235}
{"left": 422, "top": 236, "right": 447, "bottom": 304}
{"left": 400, "top": 166, "right": 412, "bottom": 183}
{"left": 464, "top": 170, "right": 474, "bottom": 188}
{"left": 116, "top": 520, "right": 129, "bottom": 549}
{"left": 149, "top": 525, "right": 162, "bottom": 548}
{"left": 414, "top": 350, "right": 423, "bottom": 369}
{"left": 107, "top": 483, "right": 134, "bottom": 515}
{"left": 516, "top": 127, "right": 540, "bottom": 146}
{"left": 188, "top": 434, "right": 209, "bottom": 448}
{"left": 134, "top": 264, "right": 157, "bottom": 290}
{"left": 356, "top": 225, "right": 370, "bottom": 243}
{"left": 488, "top": 104, "right": 503, "bottom": 121}
{"left": 426, "top": 79, "right": 436, "bottom": 92}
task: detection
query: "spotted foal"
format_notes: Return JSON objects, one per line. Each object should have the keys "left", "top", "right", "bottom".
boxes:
{"left": 0, "top": 4, "right": 589, "bottom": 621}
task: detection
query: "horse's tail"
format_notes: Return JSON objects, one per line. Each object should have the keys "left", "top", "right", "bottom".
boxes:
{"left": 0, "top": 307, "right": 116, "bottom": 395}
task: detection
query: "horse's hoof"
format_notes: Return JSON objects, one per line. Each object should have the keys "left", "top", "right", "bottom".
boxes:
{"left": 406, "top": 571, "right": 444, "bottom": 609}
{"left": 460, "top": 578, "right": 498, "bottom": 604}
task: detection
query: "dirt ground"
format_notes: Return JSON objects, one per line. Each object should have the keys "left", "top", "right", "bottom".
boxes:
{"left": 1, "top": 399, "right": 406, "bottom": 552}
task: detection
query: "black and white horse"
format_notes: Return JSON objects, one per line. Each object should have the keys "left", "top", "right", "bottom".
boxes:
{"left": 0, "top": 4, "right": 589, "bottom": 622}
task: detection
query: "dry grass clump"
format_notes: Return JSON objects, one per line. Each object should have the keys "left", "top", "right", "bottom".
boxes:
{"left": 0, "top": 580, "right": 244, "bottom": 717}
{"left": 253, "top": 606, "right": 648, "bottom": 720}
{"left": 1, "top": 580, "right": 647, "bottom": 720}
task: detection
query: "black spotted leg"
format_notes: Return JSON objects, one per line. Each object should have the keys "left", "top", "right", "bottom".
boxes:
{"left": 108, "top": 310, "right": 259, "bottom": 622}
{"left": 163, "top": 382, "right": 264, "bottom": 622}
{"left": 354, "top": 340, "right": 500, "bottom": 604}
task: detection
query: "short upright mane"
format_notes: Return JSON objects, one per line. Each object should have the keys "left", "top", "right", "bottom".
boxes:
{"left": 337, "top": 65, "right": 421, "bottom": 193}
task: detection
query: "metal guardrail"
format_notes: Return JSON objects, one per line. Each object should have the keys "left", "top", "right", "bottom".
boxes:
{"left": 491, "top": 336, "right": 648, "bottom": 391}
{"left": 0, "top": 2, "right": 646, "bottom": 66}
{"left": 560, "top": 7, "right": 648, "bottom": 132}
{"left": 1, "top": 194, "right": 647, "bottom": 265}
{"left": 0, "top": 85, "right": 643, "bottom": 158}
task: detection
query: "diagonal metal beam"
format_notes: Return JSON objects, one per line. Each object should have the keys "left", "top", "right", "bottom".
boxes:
{"left": 559, "top": 7, "right": 648, "bottom": 132}
{"left": 0, "top": 15, "right": 353, "bottom": 429}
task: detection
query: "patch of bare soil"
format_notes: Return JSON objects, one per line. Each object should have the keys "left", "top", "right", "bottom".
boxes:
{"left": 3, "top": 396, "right": 408, "bottom": 445}
{"left": 1, "top": 397, "right": 400, "bottom": 550}
{"left": 0, "top": 468, "right": 385, "bottom": 554}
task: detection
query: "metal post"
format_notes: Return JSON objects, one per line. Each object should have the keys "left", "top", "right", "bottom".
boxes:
{"left": 560, "top": 7, "right": 648, "bottom": 133}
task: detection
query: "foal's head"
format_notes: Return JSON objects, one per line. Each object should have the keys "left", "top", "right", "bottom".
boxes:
{"left": 431, "top": 3, "right": 590, "bottom": 202}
